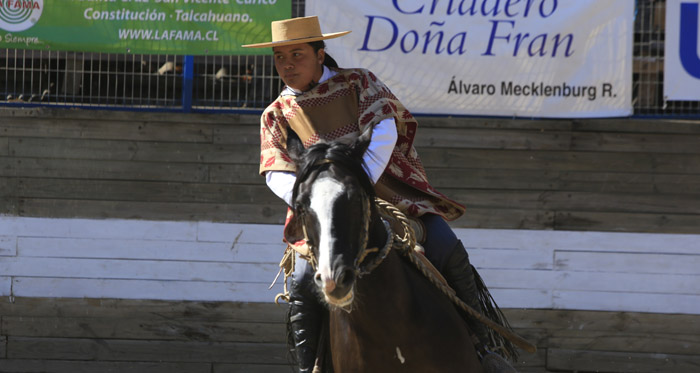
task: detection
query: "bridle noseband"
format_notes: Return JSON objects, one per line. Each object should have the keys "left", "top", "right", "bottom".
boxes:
{"left": 296, "top": 158, "right": 392, "bottom": 278}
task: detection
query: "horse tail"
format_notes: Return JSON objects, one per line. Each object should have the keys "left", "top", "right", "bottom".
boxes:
{"left": 472, "top": 265, "right": 520, "bottom": 361}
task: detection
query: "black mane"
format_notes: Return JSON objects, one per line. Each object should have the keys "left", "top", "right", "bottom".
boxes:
{"left": 291, "top": 141, "right": 376, "bottom": 208}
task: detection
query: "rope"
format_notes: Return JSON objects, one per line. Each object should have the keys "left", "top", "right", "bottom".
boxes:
{"left": 273, "top": 195, "right": 536, "bottom": 355}
{"left": 374, "top": 198, "right": 537, "bottom": 356}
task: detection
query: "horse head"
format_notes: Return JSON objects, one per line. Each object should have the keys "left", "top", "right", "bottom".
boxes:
{"left": 285, "top": 127, "right": 380, "bottom": 309}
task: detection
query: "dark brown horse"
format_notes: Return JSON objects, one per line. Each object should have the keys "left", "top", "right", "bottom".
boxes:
{"left": 285, "top": 128, "right": 483, "bottom": 372}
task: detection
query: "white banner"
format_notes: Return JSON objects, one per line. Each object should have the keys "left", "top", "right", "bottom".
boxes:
{"left": 306, "top": 0, "right": 633, "bottom": 118}
{"left": 665, "top": 0, "right": 700, "bottom": 100}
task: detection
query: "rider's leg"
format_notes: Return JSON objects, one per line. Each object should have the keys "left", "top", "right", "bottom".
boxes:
{"left": 419, "top": 213, "right": 490, "bottom": 346}
{"left": 288, "top": 256, "right": 322, "bottom": 373}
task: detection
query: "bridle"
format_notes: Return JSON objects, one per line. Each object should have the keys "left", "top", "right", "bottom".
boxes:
{"left": 296, "top": 158, "right": 394, "bottom": 278}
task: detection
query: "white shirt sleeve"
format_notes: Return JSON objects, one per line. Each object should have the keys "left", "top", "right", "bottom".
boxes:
{"left": 363, "top": 117, "right": 398, "bottom": 184}
{"left": 265, "top": 170, "right": 297, "bottom": 206}
{"left": 264, "top": 117, "right": 398, "bottom": 205}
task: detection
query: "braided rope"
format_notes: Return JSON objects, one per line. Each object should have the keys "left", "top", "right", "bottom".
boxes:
{"left": 375, "top": 198, "right": 537, "bottom": 355}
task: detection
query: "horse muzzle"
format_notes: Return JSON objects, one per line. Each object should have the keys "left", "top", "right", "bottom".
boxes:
{"left": 315, "top": 268, "right": 356, "bottom": 310}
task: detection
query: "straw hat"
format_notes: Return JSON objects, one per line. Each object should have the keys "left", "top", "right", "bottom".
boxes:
{"left": 242, "top": 16, "right": 351, "bottom": 48}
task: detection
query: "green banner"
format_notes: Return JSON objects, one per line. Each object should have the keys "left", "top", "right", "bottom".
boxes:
{"left": 0, "top": 0, "right": 290, "bottom": 55}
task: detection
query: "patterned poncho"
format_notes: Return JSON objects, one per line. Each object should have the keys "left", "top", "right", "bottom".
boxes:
{"left": 259, "top": 68, "right": 465, "bottom": 221}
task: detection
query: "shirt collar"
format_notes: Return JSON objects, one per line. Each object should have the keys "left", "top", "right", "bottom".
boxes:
{"left": 281, "top": 65, "right": 336, "bottom": 96}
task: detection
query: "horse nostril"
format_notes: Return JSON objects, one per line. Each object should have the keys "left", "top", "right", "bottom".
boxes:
{"left": 314, "top": 272, "right": 323, "bottom": 287}
{"left": 336, "top": 268, "right": 355, "bottom": 289}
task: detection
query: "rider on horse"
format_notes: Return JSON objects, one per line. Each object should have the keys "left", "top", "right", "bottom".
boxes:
{"left": 245, "top": 16, "right": 497, "bottom": 372}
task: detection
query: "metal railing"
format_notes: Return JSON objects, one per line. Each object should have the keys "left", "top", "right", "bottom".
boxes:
{"left": 0, "top": 0, "right": 698, "bottom": 117}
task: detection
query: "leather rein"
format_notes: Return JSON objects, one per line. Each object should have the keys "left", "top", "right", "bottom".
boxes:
{"left": 296, "top": 158, "right": 394, "bottom": 278}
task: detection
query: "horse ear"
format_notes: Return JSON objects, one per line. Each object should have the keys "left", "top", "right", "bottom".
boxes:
{"left": 351, "top": 125, "right": 373, "bottom": 158}
{"left": 283, "top": 213, "right": 305, "bottom": 246}
{"left": 286, "top": 128, "right": 305, "bottom": 164}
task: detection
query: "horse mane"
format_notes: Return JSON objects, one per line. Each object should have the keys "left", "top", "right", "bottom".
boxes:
{"left": 291, "top": 140, "right": 376, "bottom": 207}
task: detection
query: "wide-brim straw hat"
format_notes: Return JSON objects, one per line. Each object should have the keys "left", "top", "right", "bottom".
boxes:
{"left": 242, "top": 16, "right": 351, "bottom": 48}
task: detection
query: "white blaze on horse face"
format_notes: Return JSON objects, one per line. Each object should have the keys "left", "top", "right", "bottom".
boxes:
{"left": 309, "top": 177, "right": 345, "bottom": 284}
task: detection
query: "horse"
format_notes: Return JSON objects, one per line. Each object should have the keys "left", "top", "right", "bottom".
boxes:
{"left": 283, "top": 127, "right": 484, "bottom": 372}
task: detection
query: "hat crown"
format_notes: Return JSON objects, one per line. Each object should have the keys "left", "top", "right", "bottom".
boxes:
{"left": 241, "top": 15, "right": 350, "bottom": 48}
{"left": 272, "top": 16, "right": 323, "bottom": 42}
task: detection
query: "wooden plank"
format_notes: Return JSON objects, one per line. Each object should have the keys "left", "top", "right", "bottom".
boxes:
{"left": 0, "top": 177, "right": 17, "bottom": 197}
{"left": 554, "top": 251, "right": 700, "bottom": 275}
{"left": 453, "top": 189, "right": 698, "bottom": 219}
{"left": 572, "top": 132, "right": 700, "bottom": 154}
{"left": 2, "top": 216, "right": 197, "bottom": 241}
{"left": 0, "top": 257, "right": 278, "bottom": 282}
{"left": 503, "top": 309, "right": 700, "bottom": 336}
{"left": 547, "top": 329, "right": 700, "bottom": 355}
{"left": 0, "top": 157, "right": 209, "bottom": 182}
{"left": 468, "top": 249, "right": 554, "bottom": 270}
{"left": 0, "top": 277, "right": 10, "bottom": 296}
{"left": 551, "top": 271, "right": 700, "bottom": 295}
{"left": 18, "top": 238, "right": 283, "bottom": 264}
{"left": 9, "top": 138, "right": 259, "bottom": 164}
{"left": 486, "top": 288, "right": 553, "bottom": 309}
{"left": 448, "top": 190, "right": 544, "bottom": 210}
{"left": 197, "top": 221, "right": 285, "bottom": 244}
{"left": 414, "top": 128, "right": 571, "bottom": 150}
{"left": 6, "top": 337, "right": 289, "bottom": 364}
{"left": 0, "top": 117, "right": 214, "bottom": 143}
{"left": 0, "top": 107, "right": 257, "bottom": 126}
{"left": 426, "top": 168, "right": 561, "bottom": 190}
{"left": 11, "top": 278, "right": 284, "bottom": 303}
{"left": 547, "top": 348, "right": 700, "bottom": 373}
{"left": 418, "top": 116, "right": 574, "bottom": 131}
{"left": 559, "top": 171, "right": 700, "bottom": 195}
{"left": 0, "top": 196, "right": 18, "bottom": 216}
{"left": 0, "top": 298, "right": 287, "bottom": 322}
{"left": 456, "top": 227, "right": 700, "bottom": 254}
{"left": 572, "top": 118, "right": 700, "bottom": 135}
{"left": 209, "top": 164, "right": 263, "bottom": 184}
{"left": 213, "top": 364, "right": 292, "bottom": 373}
{"left": 2, "top": 316, "right": 285, "bottom": 343}
{"left": 418, "top": 148, "right": 700, "bottom": 174}
{"left": 213, "top": 125, "right": 261, "bottom": 145}
{"left": 554, "top": 211, "right": 700, "bottom": 233}
{"left": 0, "top": 137, "right": 8, "bottom": 156}
{"left": 13, "top": 178, "right": 278, "bottom": 205}
{"left": 476, "top": 269, "right": 556, "bottom": 292}
{"left": 16, "top": 199, "right": 287, "bottom": 224}
{"left": 451, "top": 207, "right": 555, "bottom": 230}
{"left": 510, "top": 347, "right": 547, "bottom": 368}
{"left": 552, "top": 290, "right": 700, "bottom": 315}
{"left": 0, "top": 235, "right": 17, "bottom": 256}
{"left": 0, "top": 360, "right": 212, "bottom": 373}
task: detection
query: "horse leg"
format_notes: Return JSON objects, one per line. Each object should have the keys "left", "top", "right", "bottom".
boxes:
{"left": 289, "top": 259, "right": 324, "bottom": 373}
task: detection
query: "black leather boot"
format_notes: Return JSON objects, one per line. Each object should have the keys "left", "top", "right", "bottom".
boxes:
{"left": 288, "top": 274, "right": 322, "bottom": 372}
{"left": 442, "top": 240, "right": 491, "bottom": 346}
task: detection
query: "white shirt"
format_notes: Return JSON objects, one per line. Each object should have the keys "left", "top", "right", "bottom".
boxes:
{"left": 266, "top": 66, "right": 398, "bottom": 206}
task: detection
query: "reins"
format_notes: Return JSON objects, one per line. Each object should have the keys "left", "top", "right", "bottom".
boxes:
{"left": 272, "top": 156, "right": 537, "bottom": 356}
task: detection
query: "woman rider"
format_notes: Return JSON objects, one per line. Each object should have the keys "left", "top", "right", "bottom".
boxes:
{"left": 244, "top": 16, "right": 491, "bottom": 372}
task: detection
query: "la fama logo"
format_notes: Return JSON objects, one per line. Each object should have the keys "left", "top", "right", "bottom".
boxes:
{"left": 0, "top": 0, "right": 43, "bottom": 32}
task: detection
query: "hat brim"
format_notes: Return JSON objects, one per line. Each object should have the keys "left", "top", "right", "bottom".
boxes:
{"left": 242, "top": 31, "right": 351, "bottom": 48}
